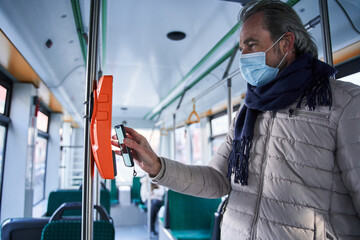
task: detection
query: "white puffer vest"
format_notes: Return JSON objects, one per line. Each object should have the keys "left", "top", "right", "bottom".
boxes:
{"left": 153, "top": 79, "right": 360, "bottom": 240}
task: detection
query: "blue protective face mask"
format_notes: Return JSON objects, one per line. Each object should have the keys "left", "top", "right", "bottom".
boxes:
{"left": 239, "top": 34, "right": 288, "bottom": 87}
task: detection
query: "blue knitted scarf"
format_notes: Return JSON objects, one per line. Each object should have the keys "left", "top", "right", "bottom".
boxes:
{"left": 227, "top": 53, "right": 337, "bottom": 185}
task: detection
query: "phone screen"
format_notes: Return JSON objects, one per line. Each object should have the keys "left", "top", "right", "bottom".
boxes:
{"left": 114, "top": 124, "right": 134, "bottom": 167}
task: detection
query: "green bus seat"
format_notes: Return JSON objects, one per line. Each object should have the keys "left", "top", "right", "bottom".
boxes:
{"left": 45, "top": 189, "right": 110, "bottom": 216}
{"left": 130, "top": 176, "right": 148, "bottom": 212}
{"left": 1, "top": 217, "right": 49, "bottom": 240}
{"left": 138, "top": 203, "right": 148, "bottom": 212}
{"left": 109, "top": 179, "right": 119, "bottom": 204}
{"left": 165, "top": 190, "right": 221, "bottom": 240}
{"left": 41, "top": 202, "right": 114, "bottom": 240}
{"left": 130, "top": 176, "right": 142, "bottom": 205}
{"left": 41, "top": 221, "right": 113, "bottom": 240}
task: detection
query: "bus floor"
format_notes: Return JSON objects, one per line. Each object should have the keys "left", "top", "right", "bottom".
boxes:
{"left": 111, "top": 201, "right": 152, "bottom": 240}
{"left": 115, "top": 225, "right": 149, "bottom": 240}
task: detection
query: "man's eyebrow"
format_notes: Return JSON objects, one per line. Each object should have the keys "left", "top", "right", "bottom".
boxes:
{"left": 242, "top": 37, "right": 258, "bottom": 45}
{"left": 239, "top": 37, "right": 258, "bottom": 51}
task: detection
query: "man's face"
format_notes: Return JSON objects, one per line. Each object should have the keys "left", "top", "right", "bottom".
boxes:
{"left": 239, "top": 12, "right": 285, "bottom": 70}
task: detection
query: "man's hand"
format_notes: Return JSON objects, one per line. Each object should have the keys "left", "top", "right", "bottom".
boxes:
{"left": 111, "top": 126, "right": 161, "bottom": 177}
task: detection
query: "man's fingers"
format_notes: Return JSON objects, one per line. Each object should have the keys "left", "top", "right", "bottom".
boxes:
{"left": 124, "top": 127, "right": 144, "bottom": 143}
{"left": 113, "top": 149, "right": 122, "bottom": 155}
{"left": 123, "top": 137, "right": 140, "bottom": 150}
{"left": 111, "top": 139, "right": 120, "bottom": 147}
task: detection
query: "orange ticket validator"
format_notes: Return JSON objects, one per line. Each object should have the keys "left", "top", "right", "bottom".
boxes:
{"left": 90, "top": 75, "right": 116, "bottom": 179}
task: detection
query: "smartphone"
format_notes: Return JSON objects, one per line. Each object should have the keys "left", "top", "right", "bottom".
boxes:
{"left": 114, "top": 124, "right": 134, "bottom": 167}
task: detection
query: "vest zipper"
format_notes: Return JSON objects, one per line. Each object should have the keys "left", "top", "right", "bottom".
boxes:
{"left": 250, "top": 112, "right": 276, "bottom": 240}
{"left": 288, "top": 108, "right": 330, "bottom": 119}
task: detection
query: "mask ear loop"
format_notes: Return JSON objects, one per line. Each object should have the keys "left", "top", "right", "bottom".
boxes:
{"left": 264, "top": 33, "right": 286, "bottom": 53}
{"left": 276, "top": 51, "right": 289, "bottom": 69}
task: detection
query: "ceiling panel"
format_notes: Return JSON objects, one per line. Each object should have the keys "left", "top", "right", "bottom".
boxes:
{"left": 104, "top": 0, "right": 242, "bottom": 121}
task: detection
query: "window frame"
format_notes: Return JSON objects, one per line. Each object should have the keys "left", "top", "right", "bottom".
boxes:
{"left": 32, "top": 102, "right": 51, "bottom": 205}
{"left": 0, "top": 71, "right": 13, "bottom": 211}
{"left": 335, "top": 56, "right": 360, "bottom": 79}
{"left": 209, "top": 105, "right": 241, "bottom": 154}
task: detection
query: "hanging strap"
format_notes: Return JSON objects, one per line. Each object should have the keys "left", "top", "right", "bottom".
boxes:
{"left": 187, "top": 98, "right": 200, "bottom": 124}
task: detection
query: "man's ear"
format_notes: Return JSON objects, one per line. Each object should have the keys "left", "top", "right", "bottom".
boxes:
{"left": 282, "top": 32, "right": 295, "bottom": 54}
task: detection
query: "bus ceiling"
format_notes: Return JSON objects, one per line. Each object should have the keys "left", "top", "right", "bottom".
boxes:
{"left": 0, "top": 0, "right": 359, "bottom": 128}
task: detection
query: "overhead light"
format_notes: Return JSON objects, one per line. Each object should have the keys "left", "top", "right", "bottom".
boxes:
{"left": 167, "top": 31, "right": 186, "bottom": 41}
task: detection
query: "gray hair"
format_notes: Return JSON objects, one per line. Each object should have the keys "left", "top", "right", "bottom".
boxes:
{"left": 239, "top": 0, "right": 318, "bottom": 58}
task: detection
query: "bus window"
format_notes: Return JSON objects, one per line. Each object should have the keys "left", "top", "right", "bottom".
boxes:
{"left": 33, "top": 136, "right": 47, "bottom": 204}
{"left": 0, "top": 85, "right": 7, "bottom": 114}
{"left": 339, "top": 72, "right": 360, "bottom": 86}
{"left": 0, "top": 73, "right": 11, "bottom": 213}
{"left": 33, "top": 107, "right": 50, "bottom": 206}
{"left": 36, "top": 111, "right": 49, "bottom": 133}
{"left": 210, "top": 114, "right": 228, "bottom": 154}
{"left": 190, "top": 123, "right": 202, "bottom": 165}
{"left": 175, "top": 126, "right": 188, "bottom": 164}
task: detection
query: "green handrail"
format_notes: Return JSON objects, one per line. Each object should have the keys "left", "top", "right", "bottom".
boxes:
{"left": 70, "top": 0, "right": 87, "bottom": 63}
{"left": 102, "top": 0, "right": 107, "bottom": 68}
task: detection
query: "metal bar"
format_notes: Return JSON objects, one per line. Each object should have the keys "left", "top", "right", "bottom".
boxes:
{"left": 304, "top": 15, "right": 321, "bottom": 31}
{"left": 94, "top": 170, "right": 100, "bottom": 220}
{"left": 227, "top": 79, "right": 233, "bottom": 128}
{"left": 173, "top": 114, "right": 176, "bottom": 159}
{"left": 223, "top": 46, "right": 238, "bottom": 128}
{"left": 318, "top": 0, "right": 333, "bottom": 65}
{"left": 82, "top": 0, "right": 101, "bottom": 239}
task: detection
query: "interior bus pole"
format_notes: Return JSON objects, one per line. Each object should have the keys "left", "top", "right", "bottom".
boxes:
{"left": 82, "top": 0, "right": 101, "bottom": 239}
{"left": 318, "top": 0, "right": 333, "bottom": 66}
{"left": 224, "top": 46, "right": 237, "bottom": 128}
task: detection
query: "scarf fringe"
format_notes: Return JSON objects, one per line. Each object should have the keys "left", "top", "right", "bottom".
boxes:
{"left": 296, "top": 76, "right": 332, "bottom": 110}
{"left": 227, "top": 137, "right": 252, "bottom": 185}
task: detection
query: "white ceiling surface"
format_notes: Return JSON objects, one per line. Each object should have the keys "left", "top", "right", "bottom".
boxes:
{"left": 102, "top": 0, "right": 242, "bottom": 125}
{"left": 0, "top": 0, "right": 359, "bottom": 129}
{"left": 0, "top": 0, "right": 85, "bottom": 125}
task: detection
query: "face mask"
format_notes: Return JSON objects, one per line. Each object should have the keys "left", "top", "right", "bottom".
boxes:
{"left": 239, "top": 34, "right": 288, "bottom": 87}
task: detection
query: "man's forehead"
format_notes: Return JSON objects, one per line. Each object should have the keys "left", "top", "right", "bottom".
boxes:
{"left": 239, "top": 12, "right": 269, "bottom": 42}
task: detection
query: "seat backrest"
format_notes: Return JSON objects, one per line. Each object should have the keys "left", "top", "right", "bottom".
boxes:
{"left": 130, "top": 176, "right": 142, "bottom": 204}
{"left": 166, "top": 190, "right": 221, "bottom": 231}
{"left": 45, "top": 189, "right": 110, "bottom": 216}
{"left": 110, "top": 179, "right": 119, "bottom": 204}
{"left": 41, "top": 220, "right": 114, "bottom": 240}
{"left": 41, "top": 202, "right": 114, "bottom": 240}
{"left": 1, "top": 218, "right": 49, "bottom": 240}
